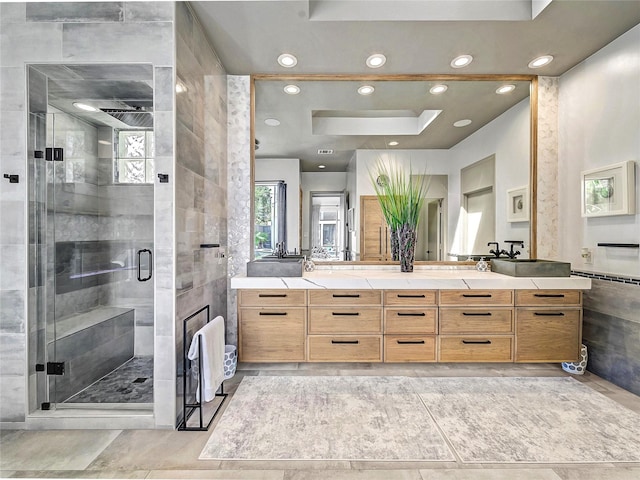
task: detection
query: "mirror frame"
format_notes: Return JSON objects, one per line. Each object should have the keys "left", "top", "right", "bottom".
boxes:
{"left": 250, "top": 74, "right": 538, "bottom": 262}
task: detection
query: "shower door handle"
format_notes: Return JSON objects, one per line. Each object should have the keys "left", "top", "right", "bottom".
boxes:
{"left": 137, "top": 249, "right": 153, "bottom": 282}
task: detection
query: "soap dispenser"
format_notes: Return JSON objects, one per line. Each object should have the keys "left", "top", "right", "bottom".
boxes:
{"left": 476, "top": 257, "right": 488, "bottom": 272}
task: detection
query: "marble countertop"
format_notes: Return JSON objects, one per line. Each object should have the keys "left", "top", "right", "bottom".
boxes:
{"left": 231, "top": 268, "right": 592, "bottom": 290}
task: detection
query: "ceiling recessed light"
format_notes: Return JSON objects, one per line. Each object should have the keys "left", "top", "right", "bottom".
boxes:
{"left": 451, "top": 55, "right": 473, "bottom": 68}
{"left": 318, "top": 164, "right": 326, "bottom": 169}
{"left": 283, "top": 84, "right": 300, "bottom": 95}
{"left": 496, "top": 84, "right": 516, "bottom": 94}
{"left": 528, "top": 55, "right": 553, "bottom": 69}
{"left": 357, "top": 85, "right": 375, "bottom": 95}
{"left": 277, "top": 53, "right": 297, "bottom": 68}
{"left": 264, "top": 118, "right": 280, "bottom": 126}
{"left": 366, "top": 53, "right": 386, "bottom": 68}
{"left": 453, "top": 119, "right": 472, "bottom": 127}
{"left": 388, "top": 141, "right": 399, "bottom": 146}
{"left": 175, "top": 81, "right": 187, "bottom": 93}
{"left": 73, "top": 102, "right": 98, "bottom": 112}
{"left": 429, "top": 84, "right": 448, "bottom": 94}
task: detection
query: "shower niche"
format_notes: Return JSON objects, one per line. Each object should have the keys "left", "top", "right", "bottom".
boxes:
{"left": 27, "top": 64, "right": 156, "bottom": 410}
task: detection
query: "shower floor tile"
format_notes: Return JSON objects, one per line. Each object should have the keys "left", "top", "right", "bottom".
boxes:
{"left": 64, "top": 357, "right": 153, "bottom": 404}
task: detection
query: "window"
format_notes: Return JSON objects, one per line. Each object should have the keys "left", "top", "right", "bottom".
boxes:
{"left": 114, "top": 130, "right": 154, "bottom": 184}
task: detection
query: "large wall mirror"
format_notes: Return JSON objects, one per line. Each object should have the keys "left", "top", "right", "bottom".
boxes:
{"left": 252, "top": 75, "right": 538, "bottom": 263}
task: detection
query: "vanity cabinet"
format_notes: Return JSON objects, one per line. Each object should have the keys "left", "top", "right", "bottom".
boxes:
{"left": 384, "top": 290, "right": 438, "bottom": 362}
{"left": 307, "top": 290, "right": 383, "bottom": 362}
{"left": 515, "top": 290, "right": 582, "bottom": 363}
{"left": 237, "top": 287, "right": 583, "bottom": 364}
{"left": 439, "top": 289, "right": 514, "bottom": 362}
{"left": 238, "top": 289, "right": 307, "bottom": 362}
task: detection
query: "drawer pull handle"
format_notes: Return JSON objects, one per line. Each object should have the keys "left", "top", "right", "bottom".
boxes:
{"left": 462, "top": 312, "right": 492, "bottom": 316}
{"left": 534, "top": 294, "right": 565, "bottom": 298}
{"left": 397, "top": 340, "right": 425, "bottom": 345}
{"left": 534, "top": 312, "right": 565, "bottom": 316}
{"left": 332, "top": 312, "right": 360, "bottom": 316}
{"left": 258, "top": 312, "right": 287, "bottom": 316}
{"left": 258, "top": 294, "right": 287, "bottom": 298}
{"left": 331, "top": 340, "right": 359, "bottom": 345}
{"left": 462, "top": 340, "right": 492, "bottom": 345}
{"left": 333, "top": 294, "right": 360, "bottom": 298}
{"left": 462, "top": 294, "right": 492, "bottom": 298}
{"left": 397, "top": 294, "right": 425, "bottom": 298}
{"left": 397, "top": 312, "right": 426, "bottom": 317}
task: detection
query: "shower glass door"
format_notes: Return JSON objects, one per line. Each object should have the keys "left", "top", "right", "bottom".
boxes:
{"left": 29, "top": 64, "right": 155, "bottom": 410}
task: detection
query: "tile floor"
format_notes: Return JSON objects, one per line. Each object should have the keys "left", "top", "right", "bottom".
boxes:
{"left": 1, "top": 363, "right": 639, "bottom": 480}
{"left": 63, "top": 357, "right": 154, "bottom": 404}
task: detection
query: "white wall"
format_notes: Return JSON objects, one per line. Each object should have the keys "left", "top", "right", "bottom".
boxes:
{"left": 255, "top": 158, "right": 301, "bottom": 252}
{"left": 450, "top": 98, "right": 531, "bottom": 257}
{"left": 558, "top": 24, "right": 640, "bottom": 276}
{"left": 300, "top": 172, "right": 348, "bottom": 250}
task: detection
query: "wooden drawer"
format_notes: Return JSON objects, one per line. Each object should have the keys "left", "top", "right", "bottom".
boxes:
{"left": 515, "top": 308, "right": 582, "bottom": 362}
{"left": 439, "top": 307, "right": 513, "bottom": 334}
{"left": 516, "top": 290, "right": 582, "bottom": 306}
{"left": 239, "top": 289, "right": 306, "bottom": 307}
{"left": 307, "top": 335, "right": 382, "bottom": 362}
{"left": 384, "top": 335, "right": 436, "bottom": 362}
{"left": 239, "top": 307, "right": 306, "bottom": 362}
{"left": 308, "top": 290, "right": 382, "bottom": 306}
{"left": 384, "top": 290, "right": 437, "bottom": 306}
{"left": 439, "top": 336, "right": 513, "bottom": 362}
{"left": 439, "top": 290, "right": 513, "bottom": 306}
{"left": 308, "top": 307, "right": 382, "bottom": 334}
{"left": 384, "top": 308, "right": 437, "bottom": 334}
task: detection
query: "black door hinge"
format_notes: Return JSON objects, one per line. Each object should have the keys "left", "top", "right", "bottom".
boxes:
{"left": 41, "top": 402, "right": 51, "bottom": 411}
{"left": 45, "top": 147, "right": 63, "bottom": 161}
{"left": 46, "top": 362, "right": 65, "bottom": 375}
{"left": 35, "top": 363, "right": 45, "bottom": 372}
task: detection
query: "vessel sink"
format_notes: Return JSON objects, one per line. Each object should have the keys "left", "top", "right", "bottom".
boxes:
{"left": 490, "top": 259, "right": 571, "bottom": 277}
{"left": 246, "top": 258, "right": 303, "bottom": 277}
{"left": 260, "top": 255, "right": 305, "bottom": 261}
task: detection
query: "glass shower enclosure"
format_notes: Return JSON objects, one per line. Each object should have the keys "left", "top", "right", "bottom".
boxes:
{"left": 28, "top": 64, "right": 155, "bottom": 411}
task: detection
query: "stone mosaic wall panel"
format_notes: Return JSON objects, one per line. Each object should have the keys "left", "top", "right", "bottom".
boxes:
{"left": 226, "top": 75, "right": 252, "bottom": 347}
{"left": 536, "top": 76, "right": 559, "bottom": 259}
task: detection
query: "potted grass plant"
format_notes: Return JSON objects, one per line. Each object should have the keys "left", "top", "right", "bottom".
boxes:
{"left": 370, "top": 162, "right": 429, "bottom": 272}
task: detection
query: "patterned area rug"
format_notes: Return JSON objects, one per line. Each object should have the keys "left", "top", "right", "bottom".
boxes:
{"left": 200, "top": 375, "right": 640, "bottom": 463}
{"left": 411, "top": 376, "right": 640, "bottom": 463}
{"left": 199, "top": 375, "right": 455, "bottom": 461}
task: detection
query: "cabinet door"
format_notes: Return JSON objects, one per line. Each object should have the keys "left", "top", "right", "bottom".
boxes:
{"left": 360, "top": 196, "right": 391, "bottom": 261}
{"left": 515, "top": 308, "right": 581, "bottom": 362}
{"left": 239, "top": 307, "right": 306, "bottom": 362}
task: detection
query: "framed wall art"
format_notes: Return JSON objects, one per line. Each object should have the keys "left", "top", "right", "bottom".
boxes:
{"left": 506, "top": 185, "right": 529, "bottom": 222}
{"left": 581, "top": 160, "right": 636, "bottom": 217}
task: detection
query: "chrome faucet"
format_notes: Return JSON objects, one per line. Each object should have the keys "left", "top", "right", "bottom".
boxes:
{"left": 503, "top": 240, "right": 524, "bottom": 259}
{"left": 488, "top": 242, "right": 502, "bottom": 258}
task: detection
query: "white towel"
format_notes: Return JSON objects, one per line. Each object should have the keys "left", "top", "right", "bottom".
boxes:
{"left": 187, "top": 315, "right": 225, "bottom": 402}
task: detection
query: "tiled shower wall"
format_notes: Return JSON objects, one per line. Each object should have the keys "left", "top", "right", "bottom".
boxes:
{"left": 0, "top": 1, "right": 176, "bottom": 428}
{"left": 174, "top": 2, "right": 228, "bottom": 426}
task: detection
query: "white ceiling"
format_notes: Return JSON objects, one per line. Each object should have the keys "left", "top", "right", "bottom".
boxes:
{"left": 189, "top": 0, "right": 639, "bottom": 172}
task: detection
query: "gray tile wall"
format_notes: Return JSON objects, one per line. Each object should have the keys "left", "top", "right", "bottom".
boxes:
{"left": 174, "top": 1, "right": 228, "bottom": 427}
{"left": 0, "top": 1, "right": 176, "bottom": 428}
{"left": 582, "top": 280, "right": 640, "bottom": 396}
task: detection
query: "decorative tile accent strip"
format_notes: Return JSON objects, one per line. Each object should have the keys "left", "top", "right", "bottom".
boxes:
{"left": 572, "top": 270, "right": 640, "bottom": 286}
